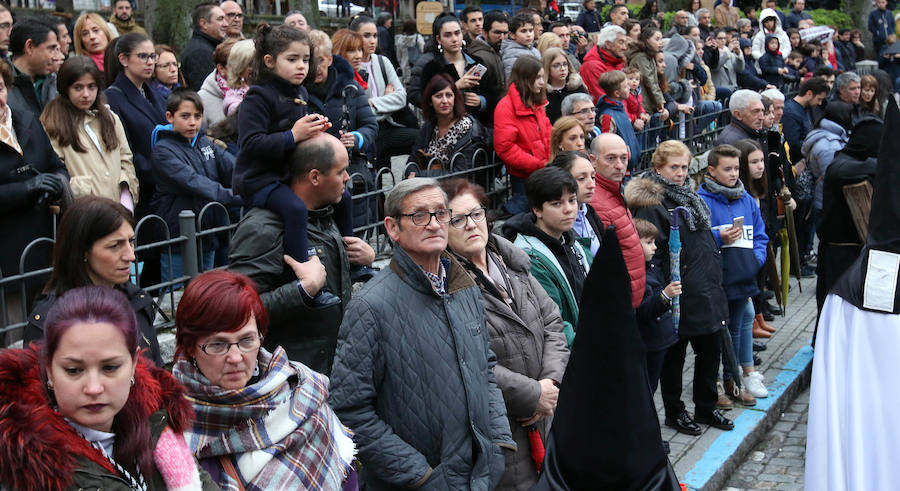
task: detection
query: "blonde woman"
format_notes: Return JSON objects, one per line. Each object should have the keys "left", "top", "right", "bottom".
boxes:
{"left": 73, "top": 12, "right": 115, "bottom": 72}
{"left": 223, "top": 38, "right": 255, "bottom": 116}
{"left": 549, "top": 115, "right": 587, "bottom": 160}
{"left": 543, "top": 47, "right": 587, "bottom": 123}
{"left": 537, "top": 31, "right": 563, "bottom": 54}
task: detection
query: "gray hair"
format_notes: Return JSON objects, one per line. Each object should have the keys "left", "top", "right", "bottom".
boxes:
{"left": 835, "top": 71, "right": 861, "bottom": 91}
{"left": 729, "top": 89, "right": 762, "bottom": 112}
{"left": 736, "top": 18, "right": 751, "bottom": 29}
{"left": 760, "top": 88, "right": 785, "bottom": 102}
{"left": 561, "top": 92, "right": 594, "bottom": 116}
{"left": 385, "top": 178, "right": 447, "bottom": 217}
{"left": 697, "top": 8, "right": 710, "bottom": 16}
{"left": 596, "top": 25, "right": 626, "bottom": 47}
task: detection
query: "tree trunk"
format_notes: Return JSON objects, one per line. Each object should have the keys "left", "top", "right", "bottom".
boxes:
{"left": 146, "top": 0, "right": 203, "bottom": 52}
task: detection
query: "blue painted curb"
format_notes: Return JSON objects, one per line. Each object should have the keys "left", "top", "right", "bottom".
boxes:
{"left": 682, "top": 345, "right": 815, "bottom": 490}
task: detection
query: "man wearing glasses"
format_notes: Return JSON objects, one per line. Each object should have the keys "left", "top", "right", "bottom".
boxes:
{"left": 109, "top": 0, "right": 147, "bottom": 36}
{"left": 329, "top": 177, "right": 514, "bottom": 490}
{"left": 502, "top": 167, "right": 591, "bottom": 343}
{"left": 229, "top": 133, "right": 374, "bottom": 376}
{"left": 221, "top": 1, "right": 245, "bottom": 40}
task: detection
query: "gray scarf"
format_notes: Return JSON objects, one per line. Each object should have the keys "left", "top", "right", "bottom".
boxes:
{"left": 702, "top": 173, "right": 747, "bottom": 200}
{"left": 647, "top": 172, "right": 711, "bottom": 231}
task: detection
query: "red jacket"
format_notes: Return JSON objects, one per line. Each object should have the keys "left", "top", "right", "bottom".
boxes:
{"left": 590, "top": 174, "right": 646, "bottom": 308}
{"left": 580, "top": 46, "right": 626, "bottom": 104}
{"left": 493, "top": 83, "right": 552, "bottom": 179}
{"left": 624, "top": 91, "right": 644, "bottom": 123}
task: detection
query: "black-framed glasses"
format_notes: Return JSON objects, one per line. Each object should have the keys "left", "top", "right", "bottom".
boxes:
{"left": 133, "top": 52, "right": 158, "bottom": 62}
{"left": 450, "top": 207, "right": 487, "bottom": 229}
{"left": 398, "top": 208, "right": 453, "bottom": 226}
{"left": 200, "top": 334, "right": 262, "bottom": 356}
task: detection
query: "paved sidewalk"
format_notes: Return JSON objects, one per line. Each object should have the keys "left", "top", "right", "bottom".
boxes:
{"left": 660, "top": 274, "right": 817, "bottom": 490}
{"left": 724, "top": 388, "right": 808, "bottom": 490}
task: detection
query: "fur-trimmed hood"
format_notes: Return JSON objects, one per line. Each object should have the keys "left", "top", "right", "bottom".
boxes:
{"left": 624, "top": 176, "right": 665, "bottom": 210}
{"left": 0, "top": 347, "right": 193, "bottom": 490}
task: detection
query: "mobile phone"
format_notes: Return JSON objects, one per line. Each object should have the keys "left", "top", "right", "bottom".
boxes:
{"left": 471, "top": 64, "right": 487, "bottom": 78}
{"left": 732, "top": 216, "right": 745, "bottom": 229}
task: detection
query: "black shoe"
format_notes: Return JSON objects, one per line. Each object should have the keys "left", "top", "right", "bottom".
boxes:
{"left": 350, "top": 265, "right": 377, "bottom": 283}
{"left": 800, "top": 264, "right": 817, "bottom": 278}
{"left": 311, "top": 288, "right": 341, "bottom": 309}
{"left": 760, "top": 290, "right": 775, "bottom": 300}
{"left": 754, "top": 354, "right": 763, "bottom": 366}
{"left": 665, "top": 410, "right": 702, "bottom": 436}
{"left": 694, "top": 409, "right": 734, "bottom": 431}
{"left": 753, "top": 341, "right": 767, "bottom": 352}
{"left": 662, "top": 441, "right": 671, "bottom": 455}
{"left": 762, "top": 310, "right": 775, "bottom": 321}
{"left": 764, "top": 300, "right": 783, "bottom": 316}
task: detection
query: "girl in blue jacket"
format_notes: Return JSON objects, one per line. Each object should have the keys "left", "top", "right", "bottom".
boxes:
{"left": 698, "top": 144, "right": 769, "bottom": 404}
{"left": 233, "top": 24, "right": 353, "bottom": 307}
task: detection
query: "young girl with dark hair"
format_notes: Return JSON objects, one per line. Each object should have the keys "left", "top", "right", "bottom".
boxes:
{"left": 0, "top": 286, "right": 216, "bottom": 489}
{"left": 41, "top": 56, "right": 139, "bottom": 209}
{"left": 234, "top": 23, "right": 355, "bottom": 308}
{"left": 494, "top": 55, "right": 552, "bottom": 214}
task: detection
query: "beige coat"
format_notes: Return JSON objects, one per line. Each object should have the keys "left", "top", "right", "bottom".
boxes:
{"left": 714, "top": 3, "right": 740, "bottom": 28}
{"left": 49, "top": 111, "right": 139, "bottom": 203}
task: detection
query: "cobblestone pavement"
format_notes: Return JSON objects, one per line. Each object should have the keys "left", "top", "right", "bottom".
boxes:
{"left": 722, "top": 388, "right": 809, "bottom": 491}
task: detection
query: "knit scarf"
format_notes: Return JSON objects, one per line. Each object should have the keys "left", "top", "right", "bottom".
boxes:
{"left": 702, "top": 173, "right": 746, "bottom": 200}
{"left": 647, "top": 171, "right": 711, "bottom": 231}
{"left": 173, "top": 347, "right": 355, "bottom": 491}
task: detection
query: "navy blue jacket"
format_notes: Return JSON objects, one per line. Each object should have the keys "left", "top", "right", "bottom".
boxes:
{"left": 576, "top": 8, "right": 602, "bottom": 33}
{"left": 182, "top": 29, "right": 222, "bottom": 91}
{"left": 596, "top": 95, "right": 641, "bottom": 172}
{"left": 782, "top": 98, "right": 812, "bottom": 163}
{"left": 834, "top": 39, "right": 857, "bottom": 71}
{"left": 698, "top": 183, "right": 768, "bottom": 301}
{"left": 233, "top": 75, "right": 311, "bottom": 197}
{"left": 738, "top": 53, "right": 770, "bottom": 91}
{"left": 105, "top": 73, "right": 167, "bottom": 210}
{"left": 758, "top": 37, "right": 786, "bottom": 87}
{"left": 151, "top": 125, "right": 241, "bottom": 249}
{"left": 305, "top": 55, "right": 377, "bottom": 162}
{"left": 784, "top": 10, "right": 811, "bottom": 30}
{"left": 869, "top": 7, "right": 895, "bottom": 45}
{"left": 636, "top": 261, "right": 678, "bottom": 352}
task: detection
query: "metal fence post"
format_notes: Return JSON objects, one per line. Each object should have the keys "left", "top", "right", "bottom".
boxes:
{"left": 179, "top": 210, "right": 199, "bottom": 280}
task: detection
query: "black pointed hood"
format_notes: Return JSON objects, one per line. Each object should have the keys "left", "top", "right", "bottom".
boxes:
{"left": 831, "top": 97, "right": 900, "bottom": 313}
{"left": 533, "top": 225, "right": 680, "bottom": 490}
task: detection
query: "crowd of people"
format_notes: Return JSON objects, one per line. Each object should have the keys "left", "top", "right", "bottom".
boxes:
{"left": 0, "top": 0, "right": 895, "bottom": 488}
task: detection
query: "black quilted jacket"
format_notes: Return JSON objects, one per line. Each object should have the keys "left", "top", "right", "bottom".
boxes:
{"left": 328, "top": 247, "right": 515, "bottom": 490}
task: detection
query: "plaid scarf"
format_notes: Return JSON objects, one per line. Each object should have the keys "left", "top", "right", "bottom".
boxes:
{"left": 173, "top": 347, "right": 355, "bottom": 490}
{"left": 647, "top": 171, "right": 712, "bottom": 231}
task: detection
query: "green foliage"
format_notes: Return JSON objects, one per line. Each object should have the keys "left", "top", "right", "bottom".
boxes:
{"left": 807, "top": 8, "right": 853, "bottom": 29}
{"left": 599, "top": 4, "right": 645, "bottom": 21}
{"left": 152, "top": 0, "right": 196, "bottom": 52}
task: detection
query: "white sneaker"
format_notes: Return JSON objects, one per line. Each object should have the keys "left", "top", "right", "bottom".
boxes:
{"left": 744, "top": 372, "right": 769, "bottom": 398}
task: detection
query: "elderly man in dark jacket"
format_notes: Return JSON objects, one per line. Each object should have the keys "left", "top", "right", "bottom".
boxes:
{"left": 715, "top": 89, "right": 768, "bottom": 156}
{"left": 229, "top": 133, "right": 374, "bottom": 375}
{"left": 329, "top": 178, "right": 515, "bottom": 490}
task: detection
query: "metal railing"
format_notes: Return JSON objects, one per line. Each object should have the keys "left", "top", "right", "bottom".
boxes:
{"left": 1, "top": 101, "right": 752, "bottom": 346}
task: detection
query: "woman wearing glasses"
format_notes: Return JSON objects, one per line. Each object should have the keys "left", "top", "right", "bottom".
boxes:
{"left": 173, "top": 270, "right": 358, "bottom": 490}
{"left": 543, "top": 47, "right": 587, "bottom": 124}
{"left": 441, "top": 178, "right": 569, "bottom": 491}
{"left": 149, "top": 44, "right": 185, "bottom": 100}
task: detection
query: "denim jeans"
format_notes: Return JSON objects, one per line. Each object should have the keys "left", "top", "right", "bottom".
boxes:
{"left": 723, "top": 297, "right": 755, "bottom": 380}
{"left": 161, "top": 250, "right": 215, "bottom": 290}
{"left": 694, "top": 100, "right": 723, "bottom": 133}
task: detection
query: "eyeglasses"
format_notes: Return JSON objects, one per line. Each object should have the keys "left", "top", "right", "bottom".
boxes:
{"left": 133, "top": 52, "right": 158, "bottom": 62}
{"left": 550, "top": 63, "right": 568, "bottom": 70}
{"left": 398, "top": 208, "right": 452, "bottom": 226}
{"left": 573, "top": 107, "right": 596, "bottom": 116}
{"left": 156, "top": 61, "right": 180, "bottom": 70}
{"left": 225, "top": 12, "right": 244, "bottom": 19}
{"left": 199, "top": 334, "right": 262, "bottom": 356}
{"left": 449, "top": 207, "right": 487, "bottom": 229}
{"left": 0, "top": 22, "right": 11, "bottom": 31}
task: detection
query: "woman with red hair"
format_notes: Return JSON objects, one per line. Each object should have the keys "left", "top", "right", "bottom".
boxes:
{"left": 172, "top": 270, "right": 358, "bottom": 490}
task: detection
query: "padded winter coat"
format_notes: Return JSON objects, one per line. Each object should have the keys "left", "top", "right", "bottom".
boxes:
{"left": 580, "top": 45, "right": 626, "bottom": 103}
{"left": 636, "top": 260, "right": 679, "bottom": 352}
{"left": 590, "top": 173, "right": 645, "bottom": 308}
{"left": 801, "top": 118, "right": 849, "bottom": 210}
{"left": 628, "top": 51, "right": 665, "bottom": 114}
{"left": 751, "top": 9, "right": 792, "bottom": 60}
{"left": 458, "top": 235, "right": 570, "bottom": 491}
{"left": 328, "top": 247, "right": 514, "bottom": 490}
{"left": 625, "top": 177, "right": 729, "bottom": 338}
{"left": 493, "top": 83, "right": 552, "bottom": 179}
{"left": 597, "top": 95, "right": 641, "bottom": 172}
{"left": 182, "top": 28, "right": 222, "bottom": 91}
{"left": 709, "top": 48, "right": 744, "bottom": 90}
{"left": 500, "top": 39, "right": 542, "bottom": 80}
{"left": 698, "top": 183, "right": 769, "bottom": 301}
